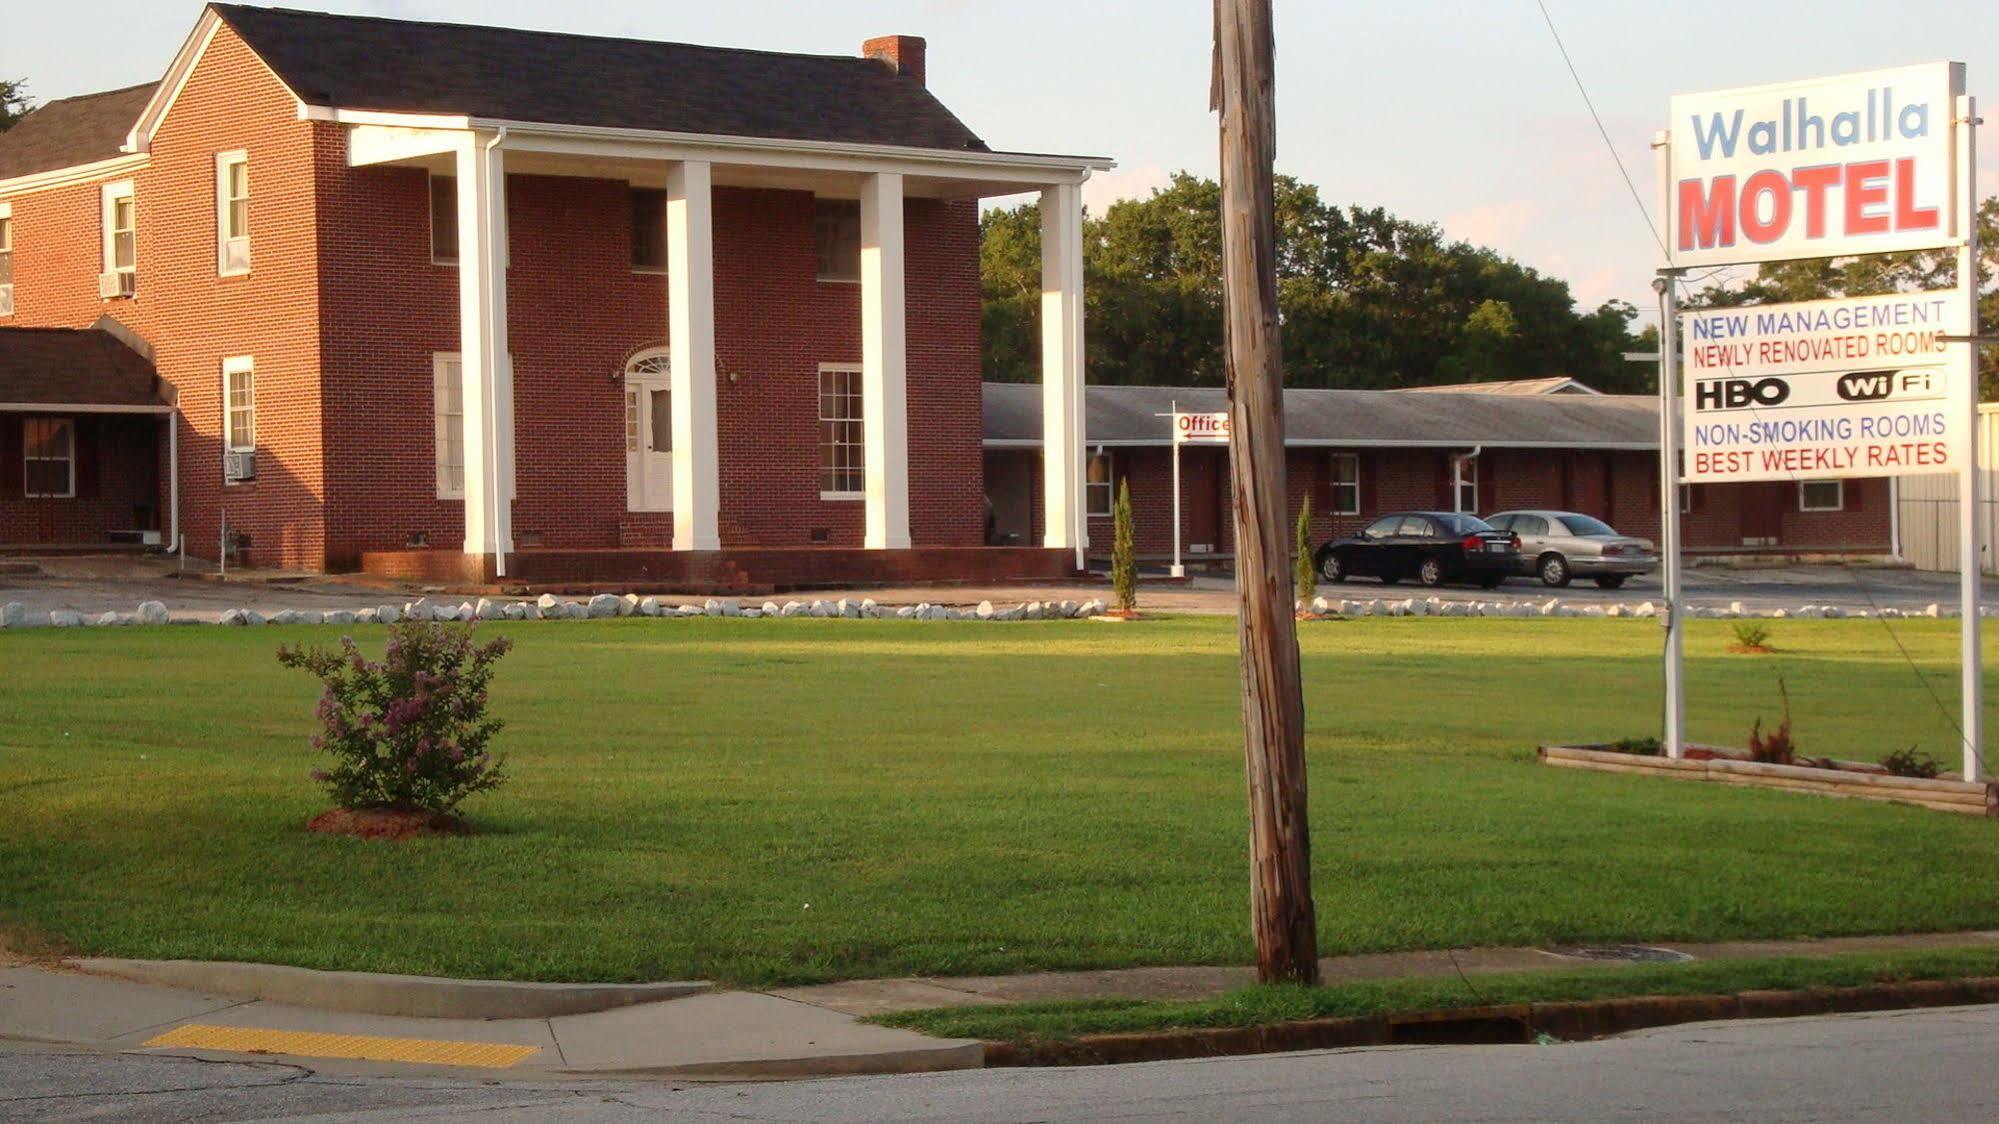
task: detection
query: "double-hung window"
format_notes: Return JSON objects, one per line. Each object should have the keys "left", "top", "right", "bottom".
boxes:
{"left": 0, "top": 202, "right": 13, "bottom": 316}
{"left": 100, "top": 181, "right": 135, "bottom": 297}
{"left": 222, "top": 356, "right": 256, "bottom": 483}
{"left": 23, "top": 417, "right": 74, "bottom": 498}
{"left": 814, "top": 199, "right": 860, "bottom": 282}
{"left": 1327, "top": 452, "right": 1359, "bottom": 515}
{"left": 630, "top": 188, "right": 667, "bottom": 272}
{"left": 1086, "top": 452, "right": 1114, "bottom": 518}
{"left": 434, "top": 353, "right": 464, "bottom": 499}
{"left": 216, "top": 151, "right": 249, "bottom": 275}
{"left": 429, "top": 173, "right": 457, "bottom": 264}
{"left": 818, "top": 363, "right": 863, "bottom": 498}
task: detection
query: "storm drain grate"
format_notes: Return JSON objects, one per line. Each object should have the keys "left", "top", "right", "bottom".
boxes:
{"left": 1549, "top": 944, "right": 1694, "bottom": 963}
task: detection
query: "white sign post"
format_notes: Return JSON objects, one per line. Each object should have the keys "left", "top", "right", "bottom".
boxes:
{"left": 1167, "top": 409, "right": 1231, "bottom": 578}
{"left": 1657, "top": 63, "right": 1978, "bottom": 774}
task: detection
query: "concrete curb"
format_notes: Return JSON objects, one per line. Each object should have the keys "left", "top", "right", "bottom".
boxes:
{"left": 564, "top": 1041, "right": 987, "bottom": 1081}
{"left": 69, "top": 958, "right": 710, "bottom": 1021}
{"left": 980, "top": 976, "right": 1999, "bottom": 1067}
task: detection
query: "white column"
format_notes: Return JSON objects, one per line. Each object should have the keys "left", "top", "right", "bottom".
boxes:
{"left": 667, "top": 160, "right": 721, "bottom": 551}
{"left": 1955, "top": 93, "right": 1982, "bottom": 779}
{"left": 1040, "top": 182, "right": 1086, "bottom": 565}
{"left": 456, "top": 133, "right": 512, "bottom": 571}
{"left": 861, "top": 173, "right": 911, "bottom": 550}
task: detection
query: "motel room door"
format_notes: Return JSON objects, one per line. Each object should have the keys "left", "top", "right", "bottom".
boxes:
{"left": 624, "top": 352, "right": 673, "bottom": 513}
{"left": 1739, "top": 481, "right": 1786, "bottom": 547}
{"left": 1183, "top": 448, "right": 1225, "bottom": 556}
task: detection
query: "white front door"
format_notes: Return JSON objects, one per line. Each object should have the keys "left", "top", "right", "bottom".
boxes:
{"left": 625, "top": 373, "right": 673, "bottom": 513}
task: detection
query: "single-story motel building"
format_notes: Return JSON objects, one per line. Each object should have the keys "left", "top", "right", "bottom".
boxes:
{"left": 983, "top": 378, "right": 1894, "bottom": 566}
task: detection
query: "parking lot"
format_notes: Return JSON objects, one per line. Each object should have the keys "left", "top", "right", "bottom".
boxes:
{"left": 0, "top": 553, "right": 1989, "bottom": 621}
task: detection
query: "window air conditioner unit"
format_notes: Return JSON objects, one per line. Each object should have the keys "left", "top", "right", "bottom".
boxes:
{"left": 97, "top": 271, "right": 136, "bottom": 299}
{"left": 225, "top": 449, "right": 256, "bottom": 483}
{"left": 0, "top": 285, "right": 12, "bottom": 317}
{"left": 222, "top": 237, "right": 250, "bottom": 274}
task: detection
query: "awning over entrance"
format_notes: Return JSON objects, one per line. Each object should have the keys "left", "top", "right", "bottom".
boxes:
{"left": 0, "top": 325, "right": 172, "bottom": 414}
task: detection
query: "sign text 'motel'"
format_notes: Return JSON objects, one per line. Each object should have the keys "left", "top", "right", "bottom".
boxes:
{"left": 1669, "top": 63, "right": 1964, "bottom": 267}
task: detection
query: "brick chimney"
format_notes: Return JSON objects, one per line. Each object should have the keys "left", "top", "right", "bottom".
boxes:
{"left": 862, "top": 35, "right": 926, "bottom": 86}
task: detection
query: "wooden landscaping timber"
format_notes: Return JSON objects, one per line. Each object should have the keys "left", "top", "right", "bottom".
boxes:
{"left": 1538, "top": 745, "right": 1999, "bottom": 817}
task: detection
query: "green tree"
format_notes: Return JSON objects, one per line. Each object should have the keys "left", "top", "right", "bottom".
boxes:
{"left": 1293, "top": 499, "right": 1315, "bottom": 609}
{"left": 0, "top": 80, "right": 29, "bottom": 132}
{"left": 1111, "top": 479, "right": 1137, "bottom": 615}
{"left": 980, "top": 172, "right": 1650, "bottom": 392}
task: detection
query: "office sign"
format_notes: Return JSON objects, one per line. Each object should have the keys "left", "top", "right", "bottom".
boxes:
{"left": 1668, "top": 63, "right": 1963, "bottom": 267}
{"left": 1174, "top": 412, "right": 1232, "bottom": 444}
{"left": 1680, "top": 291, "right": 1965, "bottom": 482}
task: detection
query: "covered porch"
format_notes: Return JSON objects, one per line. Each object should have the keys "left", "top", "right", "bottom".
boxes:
{"left": 339, "top": 114, "right": 1109, "bottom": 585}
{"left": 0, "top": 325, "right": 176, "bottom": 552}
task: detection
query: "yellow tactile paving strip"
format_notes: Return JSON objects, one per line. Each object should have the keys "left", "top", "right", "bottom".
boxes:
{"left": 143, "top": 1024, "right": 541, "bottom": 1069}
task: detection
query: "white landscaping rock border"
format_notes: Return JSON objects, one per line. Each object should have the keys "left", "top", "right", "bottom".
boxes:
{"left": 1300, "top": 595, "right": 1972, "bottom": 621}
{"left": 0, "top": 593, "right": 1974, "bottom": 629}
{"left": 0, "top": 595, "right": 1111, "bottom": 628}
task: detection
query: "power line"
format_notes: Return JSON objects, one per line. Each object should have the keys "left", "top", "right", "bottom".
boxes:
{"left": 1534, "top": 0, "right": 1667, "bottom": 260}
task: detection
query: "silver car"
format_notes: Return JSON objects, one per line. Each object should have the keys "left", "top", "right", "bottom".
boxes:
{"left": 1484, "top": 510, "right": 1659, "bottom": 589}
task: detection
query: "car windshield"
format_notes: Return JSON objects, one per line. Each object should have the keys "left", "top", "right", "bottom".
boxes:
{"left": 1435, "top": 513, "right": 1494, "bottom": 534}
{"left": 1558, "top": 514, "right": 1617, "bottom": 536}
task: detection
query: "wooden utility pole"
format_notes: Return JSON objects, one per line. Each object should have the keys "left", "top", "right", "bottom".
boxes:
{"left": 1213, "top": 0, "right": 1318, "bottom": 985}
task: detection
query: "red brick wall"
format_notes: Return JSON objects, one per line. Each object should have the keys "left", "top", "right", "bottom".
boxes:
{"left": 0, "top": 25, "right": 327, "bottom": 566}
{"left": 1036, "top": 443, "right": 1893, "bottom": 558}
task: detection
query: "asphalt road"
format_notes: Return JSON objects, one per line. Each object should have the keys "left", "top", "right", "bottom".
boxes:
{"left": 6, "top": 1004, "right": 1998, "bottom": 1121}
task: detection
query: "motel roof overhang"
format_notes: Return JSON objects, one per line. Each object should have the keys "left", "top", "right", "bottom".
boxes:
{"left": 0, "top": 328, "right": 173, "bottom": 415}
{"left": 981, "top": 383, "right": 1662, "bottom": 451}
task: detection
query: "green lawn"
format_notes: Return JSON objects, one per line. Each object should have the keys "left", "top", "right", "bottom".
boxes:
{"left": 2, "top": 616, "right": 1997, "bottom": 986}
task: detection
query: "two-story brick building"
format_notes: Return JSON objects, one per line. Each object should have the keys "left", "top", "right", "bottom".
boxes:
{"left": 0, "top": 4, "right": 1108, "bottom": 584}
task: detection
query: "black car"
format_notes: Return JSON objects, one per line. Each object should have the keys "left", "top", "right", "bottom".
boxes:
{"left": 1314, "top": 511, "right": 1519, "bottom": 589}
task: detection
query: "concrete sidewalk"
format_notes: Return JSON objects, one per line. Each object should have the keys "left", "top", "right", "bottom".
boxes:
{"left": 7, "top": 929, "right": 1998, "bottom": 1081}
{"left": 0, "top": 964, "right": 978, "bottom": 1081}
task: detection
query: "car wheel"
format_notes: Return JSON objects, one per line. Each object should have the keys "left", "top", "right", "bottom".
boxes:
{"left": 1318, "top": 550, "right": 1346, "bottom": 583}
{"left": 1538, "top": 553, "right": 1572, "bottom": 588}
{"left": 1419, "top": 557, "right": 1445, "bottom": 587}
{"left": 1594, "top": 574, "right": 1629, "bottom": 590}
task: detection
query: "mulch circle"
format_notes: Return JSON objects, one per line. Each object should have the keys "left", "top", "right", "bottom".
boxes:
{"left": 305, "top": 807, "right": 471, "bottom": 840}
{"left": 1727, "top": 643, "right": 1775, "bottom": 654}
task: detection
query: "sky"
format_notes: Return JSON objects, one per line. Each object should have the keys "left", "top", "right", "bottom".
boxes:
{"left": 7, "top": 1, "right": 1999, "bottom": 329}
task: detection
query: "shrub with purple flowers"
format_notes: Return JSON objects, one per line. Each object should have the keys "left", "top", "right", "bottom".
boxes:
{"left": 278, "top": 620, "right": 513, "bottom": 815}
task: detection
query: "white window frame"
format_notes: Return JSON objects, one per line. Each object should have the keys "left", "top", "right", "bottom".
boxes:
{"left": 1086, "top": 451, "right": 1114, "bottom": 518}
{"left": 215, "top": 150, "right": 249, "bottom": 276}
{"left": 1453, "top": 454, "right": 1478, "bottom": 514}
{"left": 101, "top": 179, "right": 136, "bottom": 282}
{"left": 818, "top": 362, "right": 864, "bottom": 499}
{"left": 22, "top": 416, "right": 75, "bottom": 499}
{"left": 434, "top": 352, "right": 464, "bottom": 499}
{"left": 0, "top": 201, "right": 13, "bottom": 317}
{"left": 222, "top": 355, "right": 255, "bottom": 484}
{"left": 1328, "top": 452, "right": 1360, "bottom": 515}
{"left": 1799, "top": 479, "right": 1844, "bottom": 512}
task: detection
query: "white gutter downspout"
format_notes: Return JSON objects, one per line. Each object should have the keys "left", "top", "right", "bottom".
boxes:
{"left": 485, "top": 127, "right": 509, "bottom": 579}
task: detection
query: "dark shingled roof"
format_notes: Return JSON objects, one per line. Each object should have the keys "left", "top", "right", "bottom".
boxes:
{"left": 983, "top": 383, "right": 1660, "bottom": 449}
{"left": 210, "top": 4, "right": 990, "bottom": 152}
{"left": 0, "top": 328, "right": 167, "bottom": 409}
{"left": 0, "top": 84, "right": 156, "bottom": 181}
